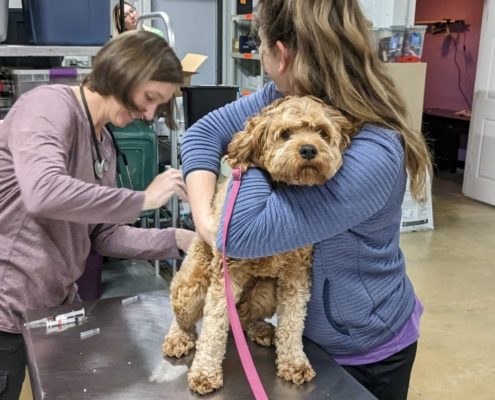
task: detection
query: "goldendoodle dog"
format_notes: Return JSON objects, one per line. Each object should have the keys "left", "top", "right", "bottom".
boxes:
{"left": 162, "top": 96, "right": 355, "bottom": 395}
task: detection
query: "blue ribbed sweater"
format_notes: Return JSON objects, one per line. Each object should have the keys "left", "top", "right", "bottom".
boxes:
{"left": 181, "top": 82, "right": 416, "bottom": 356}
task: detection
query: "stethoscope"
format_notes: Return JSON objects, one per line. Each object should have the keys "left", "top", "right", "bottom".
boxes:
{"left": 79, "top": 84, "right": 130, "bottom": 185}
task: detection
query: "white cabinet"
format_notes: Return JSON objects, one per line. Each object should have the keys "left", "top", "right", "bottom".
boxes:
{"left": 384, "top": 63, "right": 426, "bottom": 131}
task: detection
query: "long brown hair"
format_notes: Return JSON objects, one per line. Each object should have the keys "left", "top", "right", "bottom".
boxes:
{"left": 112, "top": 1, "right": 134, "bottom": 35}
{"left": 255, "top": 0, "right": 432, "bottom": 203}
{"left": 83, "top": 30, "right": 183, "bottom": 128}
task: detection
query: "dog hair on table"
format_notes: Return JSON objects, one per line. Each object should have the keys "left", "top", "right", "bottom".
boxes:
{"left": 162, "top": 95, "right": 355, "bottom": 395}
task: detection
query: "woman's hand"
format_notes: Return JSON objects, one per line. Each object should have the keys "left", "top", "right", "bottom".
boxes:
{"left": 142, "top": 168, "right": 187, "bottom": 211}
{"left": 175, "top": 228, "right": 196, "bottom": 253}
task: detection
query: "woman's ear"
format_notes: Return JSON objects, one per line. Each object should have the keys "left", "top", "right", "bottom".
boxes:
{"left": 275, "top": 40, "right": 291, "bottom": 73}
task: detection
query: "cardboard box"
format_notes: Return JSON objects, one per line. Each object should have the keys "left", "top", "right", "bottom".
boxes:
{"left": 232, "top": 37, "right": 240, "bottom": 53}
{"left": 401, "top": 174, "right": 434, "bottom": 233}
{"left": 179, "top": 53, "right": 207, "bottom": 95}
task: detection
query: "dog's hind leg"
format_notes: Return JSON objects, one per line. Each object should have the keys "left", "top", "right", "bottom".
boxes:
{"left": 237, "top": 278, "right": 277, "bottom": 347}
{"left": 274, "top": 251, "right": 316, "bottom": 385}
{"left": 162, "top": 238, "right": 212, "bottom": 358}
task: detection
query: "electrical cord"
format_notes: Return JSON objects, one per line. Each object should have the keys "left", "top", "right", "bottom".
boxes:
{"left": 449, "top": 23, "right": 472, "bottom": 110}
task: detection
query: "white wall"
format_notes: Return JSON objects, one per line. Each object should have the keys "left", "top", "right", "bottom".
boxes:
{"left": 8, "top": 0, "right": 22, "bottom": 7}
{"left": 151, "top": 0, "right": 217, "bottom": 85}
{"left": 359, "top": 0, "right": 417, "bottom": 27}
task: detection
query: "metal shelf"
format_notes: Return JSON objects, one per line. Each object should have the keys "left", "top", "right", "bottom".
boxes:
{"left": 0, "top": 45, "right": 101, "bottom": 57}
{"left": 226, "top": 6, "right": 264, "bottom": 93}
{"left": 231, "top": 52, "right": 260, "bottom": 60}
{"left": 231, "top": 13, "right": 255, "bottom": 22}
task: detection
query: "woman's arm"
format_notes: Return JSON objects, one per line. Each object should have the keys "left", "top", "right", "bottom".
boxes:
{"left": 7, "top": 88, "right": 143, "bottom": 224}
{"left": 181, "top": 82, "right": 281, "bottom": 243}
{"left": 8, "top": 87, "right": 186, "bottom": 225}
{"left": 185, "top": 170, "right": 217, "bottom": 246}
{"left": 217, "top": 126, "right": 406, "bottom": 258}
{"left": 91, "top": 224, "right": 196, "bottom": 260}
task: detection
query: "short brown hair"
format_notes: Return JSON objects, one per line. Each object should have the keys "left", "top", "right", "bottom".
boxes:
{"left": 84, "top": 30, "right": 183, "bottom": 128}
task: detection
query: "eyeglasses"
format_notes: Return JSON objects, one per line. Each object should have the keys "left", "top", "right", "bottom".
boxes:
{"left": 124, "top": 8, "right": 137, "bottom": 18}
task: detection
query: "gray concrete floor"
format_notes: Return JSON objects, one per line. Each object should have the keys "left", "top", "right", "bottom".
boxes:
{"left": 403, "top": 175, "right": 495, "bottom": 400}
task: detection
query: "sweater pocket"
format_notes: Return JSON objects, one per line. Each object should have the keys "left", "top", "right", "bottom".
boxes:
{"left": 323, "top": 278, "right": 350, "bottom": 336}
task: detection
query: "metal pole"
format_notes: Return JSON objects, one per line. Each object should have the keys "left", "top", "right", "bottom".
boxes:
{"left": 119, "top": 0, "right": 125, "bottom": 33}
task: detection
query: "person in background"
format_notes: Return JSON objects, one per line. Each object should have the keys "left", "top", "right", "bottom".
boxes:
{"left": 180, "top": 1, "right": 432, "bottom": 399}
{"left": 112, "top": 1, "right": 163, "bottom": 37}
{"left": 0, "top": 30, "right": 195, "bottom": 400}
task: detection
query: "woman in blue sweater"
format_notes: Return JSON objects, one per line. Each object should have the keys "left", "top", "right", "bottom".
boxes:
{"left": 181, "top": 1, "right": 432, "bottom": 399}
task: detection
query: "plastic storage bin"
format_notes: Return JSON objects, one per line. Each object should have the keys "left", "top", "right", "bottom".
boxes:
{"left": 398, "top": 25, "right": 427, "bottom": 62}
{"left": 181, "top": 85, "right": 239, "bottom": 129}
{"left": 0, "top": 8, "right": 64, "bottom": 69}
{"left": 22, "top": 0, "right": 110, "bottom": 45}
{"left": 10, "top": 68, "right": 90, "bottom": 99}
{"left": 372, "top": 27, "right": 406, "bottom": 63}
{"left": 372, "top": 25, "right": 427, "bottom": 63}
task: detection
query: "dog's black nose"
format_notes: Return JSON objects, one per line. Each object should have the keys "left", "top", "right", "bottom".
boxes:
{"left": 299, "top": 144, "right": 318, "bottom": 160}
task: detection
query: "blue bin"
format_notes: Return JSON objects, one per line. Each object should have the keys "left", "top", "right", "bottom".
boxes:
{"left": 22, "top": 0, "right": 110, "bottom": 45}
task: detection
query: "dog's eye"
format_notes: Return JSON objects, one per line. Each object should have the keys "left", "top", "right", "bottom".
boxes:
{"left": 280, "top": 130, "right": 291, "bottom": 140}
{"left": 318, "top": 130, "right": 327, "bottom": 139}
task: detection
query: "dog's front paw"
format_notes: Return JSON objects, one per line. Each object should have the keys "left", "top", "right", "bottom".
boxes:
{"left": 188, "top": 369, "right": 223, "bottom": 394}
{"left": 162, "top": 332, "right": 196, "bottom": 358}
{"left": 277, "top": 359, "right": 316, "bottom": 385}
{"left": 247, "top": 320, "right": 275, "bottom": 347}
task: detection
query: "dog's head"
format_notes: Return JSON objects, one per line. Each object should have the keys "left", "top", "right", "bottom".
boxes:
{"left": 227, "top": 96, "right": 353, "bottom": 186}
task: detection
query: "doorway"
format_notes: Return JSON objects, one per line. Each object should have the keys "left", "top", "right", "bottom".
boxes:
{"left": 414, "top": 0, "right": 484, "bottom": 184}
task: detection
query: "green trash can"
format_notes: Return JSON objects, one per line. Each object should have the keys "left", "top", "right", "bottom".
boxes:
{"left": 109, "top": 120, "right": 158, "bottom": 192}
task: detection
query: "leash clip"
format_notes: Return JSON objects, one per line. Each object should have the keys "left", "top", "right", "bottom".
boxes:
{"left": 232, "top": 167, "right": 245, "bottom": 181}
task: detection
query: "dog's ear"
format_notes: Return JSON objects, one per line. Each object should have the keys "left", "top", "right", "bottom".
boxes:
{"left": 303, "top": 95, "right": 356, "bottom": 152}
{"left": 226, "top": 129, "right": 255, "bottom": 169}
{"left": 320, "top": 105, "right": 355, "bottom": 152}
{"left": 226, "top": 111, "right": 271, "bottom": 169}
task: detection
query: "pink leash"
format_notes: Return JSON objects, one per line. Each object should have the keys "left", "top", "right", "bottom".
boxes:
{"left": 221, "top": 168, "right": 269, "bottom": 400}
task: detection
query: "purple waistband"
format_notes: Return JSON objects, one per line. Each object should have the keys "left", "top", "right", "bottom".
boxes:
{"left": 334, "top": 296, "right": 423, "bottom": 366}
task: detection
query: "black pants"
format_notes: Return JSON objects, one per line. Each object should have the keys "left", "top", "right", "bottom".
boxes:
{"left": 0, "top": 331, "right": 26, "bottom": 400}
{"left": 342, "top": 341, "right": 417, "bottom": 400}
